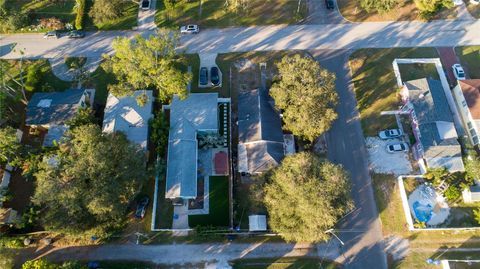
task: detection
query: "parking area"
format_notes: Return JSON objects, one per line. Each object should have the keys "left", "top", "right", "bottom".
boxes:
{"left": 366, "top": 137, "right": 413, "bottom": 176}
{"left": 198, "top": 53, "right": 222, "bottom": 88}
{"left": 437, "top": 47, "right": 463, "bottom": 86}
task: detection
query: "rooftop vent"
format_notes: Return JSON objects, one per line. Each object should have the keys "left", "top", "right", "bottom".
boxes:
{"left": 37, "top": 99, "right": 52, "bottom": 108}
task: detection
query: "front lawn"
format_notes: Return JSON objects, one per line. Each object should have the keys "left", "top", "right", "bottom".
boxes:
{"left": 93, "top": 1, "right": 139, "bottom": 31}
{"left": 456, "top": 46, "right": 480, "bottom": 79}
{"left": 232, "top": 258, "right": 339, "bottom": 269}
{"left": 349, "top": 48, "right": 439, "bottom": 136}
{"left": 337, "top": 0, "right": 457, "bottom": 22}
{"left": 155, "top": 0, "right": 306, "bottom": 28}
{"left": 189, "top": 176, "right": 229, "bottom": 227}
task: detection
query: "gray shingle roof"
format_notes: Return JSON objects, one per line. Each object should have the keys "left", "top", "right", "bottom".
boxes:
{"left": 165, "top": 93, "right": 219, "bottom": 199}
{"left": 26, "top": 89, "right": 86, "bottom": 126}
{"left": 238, "top": 88, "right": 284, "bottom": 174}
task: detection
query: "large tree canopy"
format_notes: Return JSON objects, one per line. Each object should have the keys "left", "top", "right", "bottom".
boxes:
{"left": 103, "top": 31, "right": 191, "bottom": 101}
{"left": 264, "top": 152, "right": 353, "bottom": 243}
{"left": 89, "top": 0, "right": 124, "bottom": 25}
{"left": 270, "top": 54, "right": 338, "bottom": 142}
{"left": 32, "top": 124, "right": 147, "bottom": 235}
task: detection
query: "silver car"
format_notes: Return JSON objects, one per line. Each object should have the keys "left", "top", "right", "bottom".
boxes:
{"left": 180, "top": 24, "right": 199, "bottom": 34}
{"left": 378, "top": 129, "right": 403, "bottom": 139}
{"left": 386, "top": 142, "right": 409, "bottom": 153}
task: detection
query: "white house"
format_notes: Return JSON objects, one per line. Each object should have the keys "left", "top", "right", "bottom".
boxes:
{"left": 452, "top": 79, "right": 480, "bottom": 146}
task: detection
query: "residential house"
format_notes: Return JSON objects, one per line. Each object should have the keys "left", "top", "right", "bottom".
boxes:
{"left": 102, "top": 90, "right": 153, "bottom": 151}
{"left": 452, "top": 79, "right": 480, "bottom": 146}
{"left": 237, "top": 88, "right": 285, "bottom": 176}
{"left": 25, "top": 89, "right": 92, "bottom": 146}
{"left": 164, "top": 93, "right": 228, "bottom": 200}
{"left": 400, "top": 78, "right": 464, "bottom": 172}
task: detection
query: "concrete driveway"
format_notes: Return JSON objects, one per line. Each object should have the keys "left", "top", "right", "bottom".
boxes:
{"left": 137, "top": 0, "right": 157, "bottom": 30}
{"left": 306, "top": 0, "right": 347, "bottom": 24}
{"left": 312, "top": 49, "right": 387, "bottom": 269}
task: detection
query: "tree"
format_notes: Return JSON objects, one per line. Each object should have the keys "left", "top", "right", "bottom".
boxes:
{"left": 74, "top": 0, "right": 86, "bottom": 30}
{"left": 65, "top": 107, "right": 97, "bottom": 129}
{"left": 103, "top": 31, "right": 191, "bottom": 102}
{"left": 414, "top": 0, "right": 454, "bottom": 18}
{"left": 89, "top": 0, "right": 124, "bottom": 25}
{"left": 264, "top": 152, "right": 353, "bottom": 242}
{"left": 270, "top": 54, "right": 338, "bottom": 142}
{"left": 360, "top": 0, "right": 398, "bottom": 13}
{"left": 32, "top": 124, "right": 147, "bottom": 235}
{"left": 0, "top": 126, "right": 21, "bottom": 166}
{"left": 150, "top": 111, "right": 169, "bottom": 154}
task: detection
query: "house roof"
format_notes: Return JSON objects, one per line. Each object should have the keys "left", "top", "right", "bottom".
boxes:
{"left": 102, "top": 91, "right": 153, "bottom": 150}
{"left": 459, "top": 79, "right": 480, "bottom": 119}
{"left": 238, "top": 89, "right": 284, "bottom": 174}
{"left": 166, "top": 93, "right": 219, "bottom": 199}
{"left": 26, "top": 89, "right": 86, "bottom": 126}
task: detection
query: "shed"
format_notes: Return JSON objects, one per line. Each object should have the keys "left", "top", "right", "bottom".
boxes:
{"left": 248, "top": 215, "right": 267, "bottom": 232}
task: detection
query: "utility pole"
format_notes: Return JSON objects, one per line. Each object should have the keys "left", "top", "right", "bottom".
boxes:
{"left": 325, "top": 229, "right": 345, "bottom": 246}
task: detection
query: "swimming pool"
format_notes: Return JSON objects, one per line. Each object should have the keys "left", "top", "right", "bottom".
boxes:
{"left": 412, "top": 201, "right": 433, "bottom": 223}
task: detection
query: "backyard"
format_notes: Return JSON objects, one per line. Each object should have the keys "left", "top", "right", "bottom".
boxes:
{"left": 349, "top": 47, "right": 440, "bottom": 136}
{"left": 189, "top": 176, "right": 229, "bottom": 227}
{"left": 337, "top": 0, "right": 457, "bottom": 22}
{"left": 456, "top": 46, "right": 480, "bottom": 79}
{"left": 155, "top": 0, "right": 306, "bottom": 28}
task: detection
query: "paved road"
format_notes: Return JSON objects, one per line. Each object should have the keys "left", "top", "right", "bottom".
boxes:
{"left": 313, "top": 50, "right": 387, "bottom": 269}
{"left": 2, "top": 20, "right": 480, "bottom": 59}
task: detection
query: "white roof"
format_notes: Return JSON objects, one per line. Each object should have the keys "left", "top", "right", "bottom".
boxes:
{"left": 102, "top": 91, "right": 153, "bottom": 150}
{"left": 249, "top": 215, "right": 267, "bottom": 231}
{"left": 435, "top": 121, "right": 458, "bottom": 140}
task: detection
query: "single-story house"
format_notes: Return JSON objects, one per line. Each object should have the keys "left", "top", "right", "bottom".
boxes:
{"left": 452, "top": 79, "right": 480, "bottom": 146}
{"left": 25, "top": 89, "right": 92, "bottom": 146}
{"left": 401, "top": 78, "right": 464, "bottom": 172}
{"left": 164, "top": 93, "right": 225, "bottom": 200}
{"left": 237, "top": 88, "right": 285, "bottom": 175}
{"left": 102, "top": 90, "right": 153, "bottom": 151}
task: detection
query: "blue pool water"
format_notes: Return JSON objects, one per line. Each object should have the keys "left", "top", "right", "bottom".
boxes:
{"left": 413, "top": 201, "right": 433, "bottom": 223}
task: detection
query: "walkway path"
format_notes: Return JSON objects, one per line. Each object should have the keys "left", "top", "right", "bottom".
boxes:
{"left": 48, "top": 57, "right": 102, "bottom": 82}
{"left": 137, "top": 0, "right": 157, "bottom": 30}
{"left": 305, "top": 0, "right": 347, "bottom": 24}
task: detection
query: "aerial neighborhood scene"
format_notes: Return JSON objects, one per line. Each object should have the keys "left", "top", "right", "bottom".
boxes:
{"left": 3, "top": 1, "right": 480, "bottom": 269}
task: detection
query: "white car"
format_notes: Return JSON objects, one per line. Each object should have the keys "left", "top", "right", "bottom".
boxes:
{"left": 141, "top": 0, "right": 150, "bottom": 10}
{"left": 452, "top": 64, "right": 466, "bottom": 80}
{"left": 471, "top": 0, "right": 480, "bottom": 5}
{"left": 386, "top": 142, "right": 409, "bottom": 153}
{"left": 378, "top": 129, "right": 403, "bottom": 140}
{"left": 453, "top": 0, "right": 463, "bottom": 5}
{"left": 180, "top": 25, "right": 199, "bottom": 34}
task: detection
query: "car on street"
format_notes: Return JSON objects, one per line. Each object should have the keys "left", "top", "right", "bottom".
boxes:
{"left": 210, "top": 66, "right": 220, "bottom": 86}
{"left": 386, "top": 142, "right": 409, "bottom": 153}
{"left": 200, "top": 67, "right": 208, "bottom": 86}
{"left": 141, "top": 0, "right": 150, "bottom": 10}
{"left": 68, "top": 30, "right": 85, "bottom": 39}
{"left": 135, "top": 197, "right": 149, "bottom": 219}
{"left": 180, "top": 24, "right": 199, "bottom": 34}
{"left": 325, "top": 0, "right": 335, "bottom": 9}
{"left": 452, "top": 64, "right": 466, "bottom": 80}
{"left": 43, "top": 31, "right": 59, "bottom": 39}
{"left": 378, "top": 129, "right": 403, "bottom": 139}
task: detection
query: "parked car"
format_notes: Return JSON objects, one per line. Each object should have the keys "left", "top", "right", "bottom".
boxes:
{"left": 200, "top": 67, "right": 208, "bottom": 86}
{"left": 453, "top": 0, "right": 464, "bottom": 5}
{"left": 68, "top": 30, "right": 85, "bottom": 39}
{"left": 210, "top": 67, "right": 220, "bottom": 86}
{"left": 135, "top": 197, "right": 149, "bottom": 219}
{"left": 180, "top": 24, "right": 199, "bottom": 34}
{"left": 43, "top": 31, "right": 59, "bottom": 39}
{"left": 325, "top": 0, "right": 335, "bottom": 9}
{"left": 378, "top": 129, "right": 403, "bottom": 139}
{"left": 452, "top": 64, "right": 466, "bottom": 80}
{"left": 386, "top": 142, "right": 409, "bottom": 153}
{"left": 471, "top": 0, "right": 480, "bottom": 5}
{"left": 141, "top": 0, "right": 150, "bottom": 10}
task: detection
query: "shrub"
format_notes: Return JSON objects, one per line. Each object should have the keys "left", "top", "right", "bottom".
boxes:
{"left": 444, "top": 185, "right": 461, "bottom": 202}
{"left": 164, "top": 0, "right": 176, "bottom": 10}
{"left": 38, "top": 17, "right": 64, "bottom": 30}
{"left": 75, "top": 0, "right": 86, "bottom": 30}
{"left": 0, "top": 11, "right": 29, "bottom": 33}
{"left": 0, "top": 236, "right": 25, "bottom": 248}
{"left": 25, "top": 62, "right": 44, "bottom": 92}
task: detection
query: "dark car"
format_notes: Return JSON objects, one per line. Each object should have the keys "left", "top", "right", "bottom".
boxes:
{"left": 200, "top": 67, "right": 208, "bottom": 86}
{"left": 210, "top": 67, "right": 220, "bottom": 86}
{"left": 68, "top": 30, "right": 85, "bottom": 39}
{"left": 325, "top": 0, "right": 335, "bottom": 9}
{"left": 141, "top": 0, "right": 150, "bottom": 10}
{"left": 135, "top": 197, "right": 149, "bottom": 219}
{"left": 43, "top": 31, "right": 59, "bottom": 39}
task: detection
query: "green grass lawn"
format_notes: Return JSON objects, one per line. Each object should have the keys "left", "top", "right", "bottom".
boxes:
{"left": 84, "top": 64, "right": 117, "bottom": 106}
{"left": 189, "top": 176, "right": 229, "bottom": 227}
{"left": 232, "top": 258, "right": 339, "bottom": 269}
{"left": 93, "top": 1, "right": 139, "bottom": 30}
{"left": 456, "top": 46, "right": 480, "bottom": 79}
{"left": 349, "top": 48, "right": 439, "bottom": 136}
{"left": 155, "top": 0, "right": 306, "bottom": 28}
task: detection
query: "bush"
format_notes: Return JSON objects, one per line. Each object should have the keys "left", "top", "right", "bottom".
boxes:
{"left": 75, "top": 0, "right": 86, "bottom": 30}
{"left": 164, "top": 0, "right": 176, "bottom": 10}
{"left": 38, "top": 17, "right": 65, "bottom": 30}
{"left": 25, "top": 62, "right": 44, "bottom": 92}
{"left": 444, "top": 185, "right": 461, "bottom": 201}
{"left": 0, "top": 236, "right": 25, "bottom": 248}
{"left": 0, "top": 11, "right": 29, "bottom": 33}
